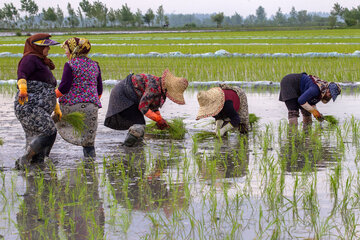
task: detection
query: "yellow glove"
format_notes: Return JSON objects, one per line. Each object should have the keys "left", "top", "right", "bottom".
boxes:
{"left": 17, "top": 78, "right": 28, "bottom": 105}
{"left": 54, "top": 102, "right": 62, "bottom": 121}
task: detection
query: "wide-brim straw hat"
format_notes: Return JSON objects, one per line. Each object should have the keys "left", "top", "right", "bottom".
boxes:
{"left": 196, "top": 87, "right": 225, "bottom": 120}
{"left": 161, "top": 69, "right": 188, "bottom": 105}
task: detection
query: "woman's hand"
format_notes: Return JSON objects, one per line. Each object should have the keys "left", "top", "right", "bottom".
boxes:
{"left": 17, "top": 79, "right": 28, "bottom": 105}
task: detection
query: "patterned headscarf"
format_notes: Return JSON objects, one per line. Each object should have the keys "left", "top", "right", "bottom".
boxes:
{"left": 22, "top": 33, "right": 59, "bottom": 70}
{"left": 309, "top": 75, "right": 329, "bottom": 99}
{"left": 62, "top": 37, "right": 91, "bottom": 59}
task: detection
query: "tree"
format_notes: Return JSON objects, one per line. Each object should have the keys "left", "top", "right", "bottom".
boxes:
{"left": 134, "top": 8, "right": 143, "bottom": 27}
{"left": 3, "top": 3, "right": 19, "bottom": 28}
{"left": 230, "top": 12, "right": 243, "bottom": 26}
{"left": 211, "top": 12, "right": 224, "bottom": 27}
{"left": 143, "top": 8, "right": 155, "bottom": 27}
{"left": 119, "top": 4, "right": 133, "bottom": 27}
{"left": 20, "top": 0, "right": 38, "bottom": 28}
{"left": 56, "top": 5, "right": 64, "bottom": 27}
{"left": 273, "top": 8, "right": 286, "bottom": 26}
{"left": 67, "top": 3, "right": 79, "bottom": 28}
{"left": 288, "top": 6, "right": 298, "bottom": 25}
{"left": 255, "top": 6, "right": 266, "bottom": 25}
{"left": 79, "top": 0, "right": 92, "bottom": 27}
{"left": 108, "top": 8, "right": 117, "bottom": 27}
{"left": 244, "top": 14, "right": 256, "bottom": 25}
{"left": 329, "top": 14, "right": 337, "bottom": 28}
{"left": 91, "top": 1, "right": 107, "bottom": 27}
{"left": 156, "top": 5, "right": 165, "bottom": 26}
{"left": 42, "top": 7, "right": 57, "bottom": 28}
{"left": 297, "top": 10, "right": 308, "bottom": 25}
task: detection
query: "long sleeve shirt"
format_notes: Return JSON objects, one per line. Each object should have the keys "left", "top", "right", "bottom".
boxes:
{"left": 17, "top": 55, "right": 57, "bottom": 87}
{"left": 298, "top": 74, "right": 321, "bottom": 105}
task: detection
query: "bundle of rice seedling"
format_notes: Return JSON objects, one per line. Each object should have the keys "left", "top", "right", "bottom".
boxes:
{"left": 146, "top": 118, "right": 186, "bottom": 140}
{"left": 61, "top": 112, "right": 86, "bottom": 136}
{"left": 249, "top": 113, "right": 260, "bottom": 125}
{"left": 323, "top": 115, "right": 338, "bottom": 125}
{"left": 192, "top": 131, "right": 216, "bottom": 141}
{"left": 0, "top": 138, "right": 3, "bottom": 146}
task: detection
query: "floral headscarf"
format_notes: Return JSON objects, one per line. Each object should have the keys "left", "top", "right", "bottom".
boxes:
{"left": 62, "top": 37, "right": 91, "bottom": 59}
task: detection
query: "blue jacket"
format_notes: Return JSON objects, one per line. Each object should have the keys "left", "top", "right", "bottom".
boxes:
{"left": 298, "top": 74, "right": 321, "bottom": 105}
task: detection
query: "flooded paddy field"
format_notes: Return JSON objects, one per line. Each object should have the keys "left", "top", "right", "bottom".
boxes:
{"left": 1, "top": 85, "right": 360, "bottom": 239}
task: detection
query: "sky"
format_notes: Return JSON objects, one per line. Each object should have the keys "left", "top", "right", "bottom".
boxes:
{"left": 3, "top": 0, "right": 360, "bottom": 17}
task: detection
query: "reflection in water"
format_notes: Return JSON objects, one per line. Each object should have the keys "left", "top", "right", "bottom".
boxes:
{"left": 16, "top": 161, "right": 104, "bottom": 239}
{"left": 106, "top": 147, "right": 187, "bottom": 216}
{"left": 279, "top": 126, "right": 341, "bottom": 172}
{"left": 196, "top": 135, "right": 249, "bottom": 180}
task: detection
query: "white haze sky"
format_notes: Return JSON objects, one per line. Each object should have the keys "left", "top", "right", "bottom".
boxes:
{"left": 2, "top": 0, "right": 359, "bottom": 17}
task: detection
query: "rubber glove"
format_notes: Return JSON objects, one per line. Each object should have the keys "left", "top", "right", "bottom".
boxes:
{"left": 301, "top": 102, "right": 324, "bottom": 122}
{"left": 216, "top": 122, "right": 235, "bottom": 137}
{"left": 54, "top": 102, "right": 62, "bottom": 121}
{"left": 145, "top": 109, "right": 169, "bottom": 129}
{"left": 55, "top": 88, "right": 63, "bottom": 98}
{"left": 17, "top": 78, "right": 28, "bottom": 105}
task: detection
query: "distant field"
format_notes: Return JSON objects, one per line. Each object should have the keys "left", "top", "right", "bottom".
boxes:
{"left": 0, "top": 29, "right": 359, "bottom": 82}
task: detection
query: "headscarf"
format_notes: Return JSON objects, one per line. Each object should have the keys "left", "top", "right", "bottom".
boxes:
{"left": 62, "top": 37, "right": 91, "bottom": 59}
{"left": 22, "top": 33, "right": 59, "bottom": 70}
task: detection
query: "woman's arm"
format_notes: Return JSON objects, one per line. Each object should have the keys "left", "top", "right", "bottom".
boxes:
{"left": 56, "top": 62, "right": 73, "bottom": 97}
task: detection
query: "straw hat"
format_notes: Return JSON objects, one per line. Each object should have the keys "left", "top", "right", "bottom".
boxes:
{"left": 161, "top": 69, "right": 188, "bottom": 105}
{"left": 196, "top": 87, "right": 225, "bottom": 120}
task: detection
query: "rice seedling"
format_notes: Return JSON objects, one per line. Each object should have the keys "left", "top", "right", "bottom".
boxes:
{"left": 323, "top": 115, "right": 339, "bottom": 125}
{"left": 61, "top": 111, "right": 86, "bottom": 136}
{"left": 145, "top": 118, "right": 186, "bottom": 140}
{"left": 0, "top": 138, "right": 3, "bottom": 145}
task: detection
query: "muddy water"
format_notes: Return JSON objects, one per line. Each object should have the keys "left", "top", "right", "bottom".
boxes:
{"left": 0, "top": 87, "right": 350, "bottom": 167}
{"left": 0, "top": 87, "right": 358, "bottom": 239}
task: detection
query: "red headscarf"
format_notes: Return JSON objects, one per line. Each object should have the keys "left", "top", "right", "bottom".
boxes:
{"left": 22, "top": 33, "right": 56, "bottom": 70}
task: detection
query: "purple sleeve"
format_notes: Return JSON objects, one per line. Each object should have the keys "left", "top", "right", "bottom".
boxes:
{"left": 97, "top": 64, "right": 103, "bottom": 95}
{"left": 58, "top": 62, "right": 73, "bottom": 94}
{"left": 17, "top": 56, "right": 37, "bottom": 80}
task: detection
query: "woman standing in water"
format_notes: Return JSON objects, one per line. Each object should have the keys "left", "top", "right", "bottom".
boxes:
{"left": 15, "top": 33, "right": 61, "bottom": 169}
{"left": 104, "top": 69, "right": 188, "bottom": 147}
{"left": 279, "top": 72, "right": 341, "bottom": 126}
{"left": 55, "top": 37, "right": 103, "bottom": 158}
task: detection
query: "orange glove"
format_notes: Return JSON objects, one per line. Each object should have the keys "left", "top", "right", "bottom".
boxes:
{"left": 145, "top": 110, "right": 169, "bottom": 129}
{"left": 156, "top": 118, "right": 169, "bottom": 130}
{"left": 17, "top": 79, "right": 28, "bottom": 105}
{"left": 55, "top": 88, "right": 63, "bottom": 98}
{"left": 311, "top": 109, "right": 324, "bottom": 121}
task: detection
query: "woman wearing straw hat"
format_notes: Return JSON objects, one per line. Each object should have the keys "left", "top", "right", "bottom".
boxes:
{"left": 15, "top": 33, "right": 61, "bottom": 169}
{"left": 279, "top": 73, "right": 341, "bottom": 126}
{"left": 196, "top": 84, "right": 249, "bottom": 137}
{"left": 104, "top": 69, "right": 188, "bottom": 147}
{"left": 55, "top": 37, "right": 103, "bottom": 158}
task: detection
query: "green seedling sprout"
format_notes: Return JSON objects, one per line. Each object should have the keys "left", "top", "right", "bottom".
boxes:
{"left": 61, "top": 112, "right": 86, "bottom": 136}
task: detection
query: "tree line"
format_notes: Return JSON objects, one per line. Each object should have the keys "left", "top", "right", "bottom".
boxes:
{"left": 0, "top": 0, "right": 359, "bottom": 30}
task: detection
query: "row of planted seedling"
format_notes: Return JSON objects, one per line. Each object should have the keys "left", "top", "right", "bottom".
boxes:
{"left": 0, "top": 57, "right": 359, "bottom": 83}
{"left": 1, "top": 117, "right": 360, "bottom": 238}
